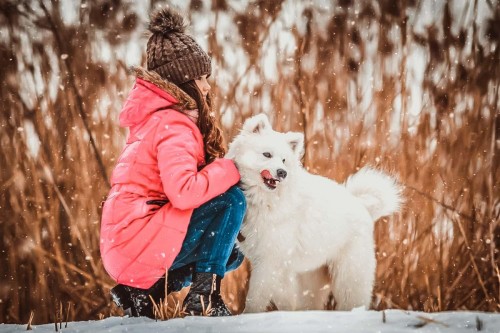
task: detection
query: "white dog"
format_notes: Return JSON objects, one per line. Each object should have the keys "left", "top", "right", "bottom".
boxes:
{"left": 227, "top": 114, "right": 402, "bottom": 312}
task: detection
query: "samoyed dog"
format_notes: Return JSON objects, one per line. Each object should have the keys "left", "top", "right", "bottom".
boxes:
{"left": 227, "top": 113, "right": 402, "bottom": 312}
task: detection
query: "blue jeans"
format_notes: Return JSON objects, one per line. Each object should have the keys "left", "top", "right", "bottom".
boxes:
{"left": 168, "top": 186, "right": 246, "bottom": 289}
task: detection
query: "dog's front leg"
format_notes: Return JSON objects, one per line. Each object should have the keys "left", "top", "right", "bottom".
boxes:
{"left": 244, "top": 269, "right": 272, "bottom": 313}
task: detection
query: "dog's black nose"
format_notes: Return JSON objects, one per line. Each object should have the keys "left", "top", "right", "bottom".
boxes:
{"left": 277, "top": 169, "right": 287, "bottom": 179}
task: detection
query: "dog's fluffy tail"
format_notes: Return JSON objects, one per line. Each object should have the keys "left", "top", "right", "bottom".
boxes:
{"left": 344, "top": 167, "right": 403, "bottom": 222}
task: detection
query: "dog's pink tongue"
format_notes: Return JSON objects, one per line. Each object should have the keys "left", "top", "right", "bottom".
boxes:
{"left": 260, "top": 170, "right": 273, "bottom": 180}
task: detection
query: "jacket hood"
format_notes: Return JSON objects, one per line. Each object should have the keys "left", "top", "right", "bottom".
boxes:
{"left": 119, "top": 67, "right": 197, "bottom": 128}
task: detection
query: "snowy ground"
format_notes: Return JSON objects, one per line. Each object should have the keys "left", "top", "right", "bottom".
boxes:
{"left": 1, "top": 309, "right": 500, "bottom": 333}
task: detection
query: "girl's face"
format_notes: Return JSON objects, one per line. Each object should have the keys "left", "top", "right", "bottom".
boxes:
{"left": 195, "top": 75, "right": 211, "bottom": 99}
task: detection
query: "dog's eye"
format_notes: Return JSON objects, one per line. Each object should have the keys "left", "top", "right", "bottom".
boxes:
{"left": 263, "top": 152, "right": 272, "bottom": 158}
{"left": 282, "top": 159, "right": 285, "bottom": 163}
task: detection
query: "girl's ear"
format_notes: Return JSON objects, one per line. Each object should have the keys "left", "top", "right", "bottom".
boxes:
{"left": 242, "top": 113, "right": 272, "bottom": 134}
{"left": 285, "top": 132, "right": 305, "bottom": 158}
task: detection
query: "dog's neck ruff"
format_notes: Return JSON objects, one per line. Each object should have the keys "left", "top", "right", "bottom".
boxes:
{"left": 241, "top": 179, "right": 294, "bottom": 212}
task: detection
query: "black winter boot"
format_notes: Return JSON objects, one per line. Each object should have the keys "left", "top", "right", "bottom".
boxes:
{"left": 183, "top": 272, "right": 232, "bottom": 316}
{"left": 111, "top": 283, "right": 155, "bottom": 318}
{"left": 111, "top": 264, "right": 194, "bottom": 318}
{"left": 209, "top": 275, "right": 233, "bottom": 317}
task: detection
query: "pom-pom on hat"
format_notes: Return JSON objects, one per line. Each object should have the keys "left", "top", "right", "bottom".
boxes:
{"left": 147, "top": 7, "right": 211, "bottom": 85}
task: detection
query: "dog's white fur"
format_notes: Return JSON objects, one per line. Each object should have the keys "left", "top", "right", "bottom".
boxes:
{"left": 227, "top": 114, "right": 402, "bottom": 312}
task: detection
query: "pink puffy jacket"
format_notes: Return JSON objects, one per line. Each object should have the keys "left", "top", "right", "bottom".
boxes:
{"left": 100, "top": 69, "right": 240, "bottom": 289}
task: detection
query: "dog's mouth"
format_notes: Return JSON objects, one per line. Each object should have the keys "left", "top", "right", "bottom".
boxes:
{"left": 261, "top": 170, "right": 280, "bottom": 190}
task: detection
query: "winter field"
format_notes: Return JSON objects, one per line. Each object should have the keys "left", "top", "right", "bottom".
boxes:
{"left": 1, "top": 310, "right": 500, "bottom": 333}
{"left": 2, "top": 0, "right": 499, "bottom": 327}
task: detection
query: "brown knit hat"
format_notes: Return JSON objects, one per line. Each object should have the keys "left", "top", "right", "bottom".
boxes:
{"left": 147, "top": 7, "right": 211, "bottom": 85}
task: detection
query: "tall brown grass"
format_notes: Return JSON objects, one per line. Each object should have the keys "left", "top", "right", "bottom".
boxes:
{"left": 0, "top": 0, "right": 498, "bottom": 324}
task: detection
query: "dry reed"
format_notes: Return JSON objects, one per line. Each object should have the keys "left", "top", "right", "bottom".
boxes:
{"left": 0, "top": 0, "right": 498, "bottom": 324}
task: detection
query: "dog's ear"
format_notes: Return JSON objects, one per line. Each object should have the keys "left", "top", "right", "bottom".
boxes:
{"left": 285, "top": 132, "right": 305, "bottom": 158}
{"left": 242, "top": 113, "right": 272, "bottom": 134}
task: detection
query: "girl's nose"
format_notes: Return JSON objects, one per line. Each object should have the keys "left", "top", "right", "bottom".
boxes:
{"left": 203, "top": 81, "right": 211, "bottom": 94}
{"left": 195, "top": 76, "right": 211, "bottom": 96}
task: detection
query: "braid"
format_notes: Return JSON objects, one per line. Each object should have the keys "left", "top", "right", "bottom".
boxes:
{"left": 178, "top": 81, "right": 226, "bottom": 164}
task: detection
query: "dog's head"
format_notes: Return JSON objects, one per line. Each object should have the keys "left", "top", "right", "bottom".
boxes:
{"left": 227, "top": 113, "right": 304, "bottom": 192}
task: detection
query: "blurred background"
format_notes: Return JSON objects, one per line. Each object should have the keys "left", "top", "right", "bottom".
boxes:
{"left": 0, "top": 0, "right": 498, "bottom": 325}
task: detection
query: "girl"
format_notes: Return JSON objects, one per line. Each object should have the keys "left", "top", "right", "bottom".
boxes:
{"left": 100, "top": 7, "right": 245, "bottom": 317}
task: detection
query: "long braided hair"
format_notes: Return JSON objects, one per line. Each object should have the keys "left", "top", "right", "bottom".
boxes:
{"left": 178, "top": 80, "right": 226, "bottom": 164}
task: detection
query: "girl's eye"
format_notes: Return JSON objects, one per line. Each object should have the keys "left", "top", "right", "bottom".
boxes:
{"left": 263, "top": 152, "right": 272, "bottom": 158}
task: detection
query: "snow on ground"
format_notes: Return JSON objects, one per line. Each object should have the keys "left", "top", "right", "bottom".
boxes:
{"left": 1, "top": 309, "right": 500, "bottom": 333}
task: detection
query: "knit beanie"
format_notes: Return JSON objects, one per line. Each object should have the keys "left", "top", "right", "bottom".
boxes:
{"left": 147, "top": 7, "right": 211, "bottom": 85}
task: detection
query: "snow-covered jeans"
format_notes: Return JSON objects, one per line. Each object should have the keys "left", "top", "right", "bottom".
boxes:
{"left": 169, "top": 186, "right": 246, "bottom": 287}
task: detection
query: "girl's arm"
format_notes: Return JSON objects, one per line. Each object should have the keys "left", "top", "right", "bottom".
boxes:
{"left": 155, "top": 112, "right": 240, "bottom": 210}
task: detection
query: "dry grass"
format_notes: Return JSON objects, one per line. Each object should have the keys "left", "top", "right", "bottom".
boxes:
{"left": 0, "top": 0, "right": 498, "bottom": 324}
{"left": 150, "top": 295, "right": 186, "bottom": 320}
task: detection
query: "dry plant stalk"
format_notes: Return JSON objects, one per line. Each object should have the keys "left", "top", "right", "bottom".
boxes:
{"left": 26, "top": 311, "right": 34, "bottom": 331}
{"left": 65, "top": 302, "right": 71, "bottom": 328}
{"left": 415, "top": 315, "right": 449, "bottom": 328}
{"left": 199, "top": 295, "right": 213, "bottom": 317}
{"left": 150, "top": 296, "right": 186, "bottom": 320}
{"left": 148, "top": 267, "right": 187, "bottom": 320}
